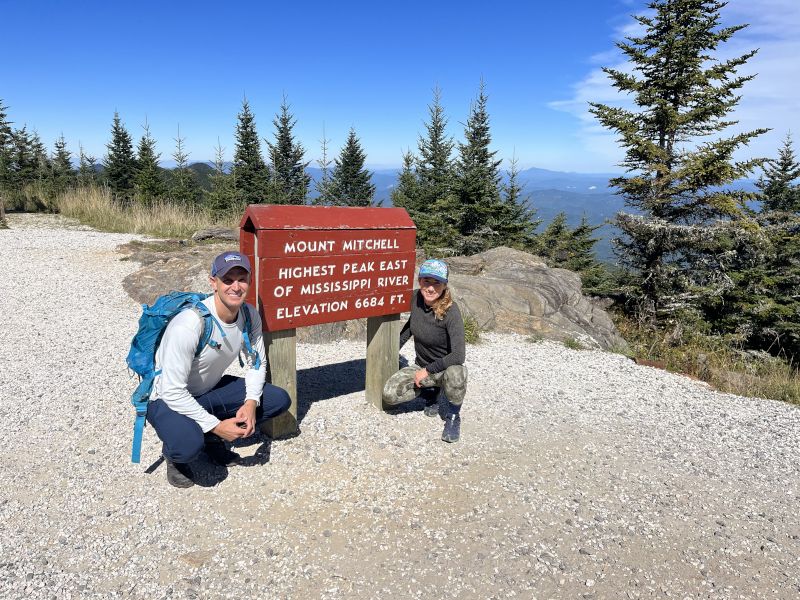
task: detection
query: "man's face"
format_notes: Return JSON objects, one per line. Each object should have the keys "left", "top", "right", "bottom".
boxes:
{"left": 210, "top": 266, "right": 250, "bottom": 312}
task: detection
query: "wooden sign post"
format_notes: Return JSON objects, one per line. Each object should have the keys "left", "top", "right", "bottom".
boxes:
{"left": 240, "top": 206, "right": 416, "bottom": 437}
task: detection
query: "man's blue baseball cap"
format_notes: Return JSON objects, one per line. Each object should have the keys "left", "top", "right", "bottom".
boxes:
{"left": 211, "top": 251, "right": 252, "bottom": 278}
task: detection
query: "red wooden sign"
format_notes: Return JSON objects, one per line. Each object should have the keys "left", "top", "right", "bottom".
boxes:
{"left": 240, "top": 205, "right": 417, "bottom": 331}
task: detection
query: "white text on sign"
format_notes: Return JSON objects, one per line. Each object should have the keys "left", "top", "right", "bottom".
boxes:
{"left": 283, "top": 238, "right": 401, "bottom": 254}
{"left": 274, "top": 293, "right": 407, "bottom": 320}
{"left": 276, "top": 259, "right": 409, "bottom": 280}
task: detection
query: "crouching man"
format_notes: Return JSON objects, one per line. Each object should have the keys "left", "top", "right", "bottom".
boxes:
{"left": 147, "top": 251, "right": 291, "bottom": 488}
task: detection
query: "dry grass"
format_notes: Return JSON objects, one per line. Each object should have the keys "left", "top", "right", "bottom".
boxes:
{"left": 55, "top": 186, "right": 238, "bottom": 238}
{"left": 614, "top": 313, "right": 800, "bottom": 405}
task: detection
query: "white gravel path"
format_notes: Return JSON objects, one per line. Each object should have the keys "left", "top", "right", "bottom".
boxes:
{"left": 1, "top": 213, "right": 799, "bottom": 599}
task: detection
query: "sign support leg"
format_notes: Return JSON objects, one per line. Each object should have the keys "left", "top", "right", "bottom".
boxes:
{"left": 262, "top": 328, "right": 298, "bottom": 438}
{"left": 366, "top": 313, "right": 400, "bottom": 411}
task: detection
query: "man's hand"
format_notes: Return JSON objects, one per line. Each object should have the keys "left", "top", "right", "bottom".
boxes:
{"left": 235, "top": 399, "right": 258, "bottom": 437}
{"left": 414, "top": 368, "right": 430, "bottom": 388}
{"left": 211, "top": 418, "right": 247, "bottom": 442}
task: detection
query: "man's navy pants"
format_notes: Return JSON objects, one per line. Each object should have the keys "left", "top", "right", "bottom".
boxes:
{"left": 146, "top": 375, "right": 291, "bottom": 463}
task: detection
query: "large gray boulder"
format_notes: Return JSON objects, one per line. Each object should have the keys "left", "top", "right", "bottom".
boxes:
{"left": 119, "top": 240, "right": 233, "bottom": 306}
{"left": 446, "top": 247, "right": 626, "bottom": 350}
{"left": 119, "top": 241, "right": 626, "bottom": 350}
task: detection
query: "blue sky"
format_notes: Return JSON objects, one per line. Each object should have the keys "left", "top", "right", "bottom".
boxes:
{"left": 2, "top": 0, "right": 798, "bottom": 173}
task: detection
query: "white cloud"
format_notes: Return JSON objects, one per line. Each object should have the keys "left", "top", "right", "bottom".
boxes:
{"left": 551, "top": 0, "right": 800, "bottom": 172}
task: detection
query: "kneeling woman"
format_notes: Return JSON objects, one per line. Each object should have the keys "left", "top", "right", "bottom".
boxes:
{"left": 382, "top": 259, "right": 467, "bottom": 442}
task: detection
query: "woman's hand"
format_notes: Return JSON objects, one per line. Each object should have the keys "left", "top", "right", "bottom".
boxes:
{"left": 414, "top": 368, "right": 430, "bottom": 388}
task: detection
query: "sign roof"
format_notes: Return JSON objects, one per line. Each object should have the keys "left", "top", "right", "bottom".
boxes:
{"left": 241, "top": 205, "right": 416, "bottom": 231}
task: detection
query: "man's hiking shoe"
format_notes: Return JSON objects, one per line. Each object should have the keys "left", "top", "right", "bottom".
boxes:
{"left": 204, "top": 439, "right": 242, "bottom": 467}
{"left": 166, "top": 459, "right": 195, "bottom": 488}
{"left": 442, "top": 414, "right": 461, "bottom": 443}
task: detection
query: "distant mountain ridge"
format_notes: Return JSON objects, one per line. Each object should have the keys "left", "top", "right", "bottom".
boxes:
{"left": 149, "top": 161, "right": 759, "bottom": 263}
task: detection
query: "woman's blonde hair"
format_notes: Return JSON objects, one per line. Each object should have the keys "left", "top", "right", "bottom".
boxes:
{"left": 430, "top": 286, "right": 453, "bottom": 320}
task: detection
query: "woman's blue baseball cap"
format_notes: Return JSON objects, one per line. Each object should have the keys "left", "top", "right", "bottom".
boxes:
{"left": 418, "top": 259, "right": 449, "bottom": 283}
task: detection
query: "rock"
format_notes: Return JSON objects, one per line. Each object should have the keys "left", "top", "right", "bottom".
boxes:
{"left": 191, "top": 227, "right": 239, "bottom": 242}
{"left": 448, "top": 250, "right": 547, "bottom": 275}
{"left": 120, "top": 240, "right": 236, "bottom": 305}
{"left": 447, "top": 247, "right": 627, "bottom": 350}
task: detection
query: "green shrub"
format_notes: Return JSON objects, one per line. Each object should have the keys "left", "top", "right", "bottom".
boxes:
{"left": 463, "top": 314, "right": 481, "bottom": 345}
{"left": 563, "top": 337, "right": 584, "bottom": 350}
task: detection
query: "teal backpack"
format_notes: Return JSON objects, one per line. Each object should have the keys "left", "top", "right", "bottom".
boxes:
{"left": 126, "top": 291, "right": 261, "bottom": 463}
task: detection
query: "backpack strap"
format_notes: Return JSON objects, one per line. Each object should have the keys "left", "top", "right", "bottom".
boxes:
{"left": 192, "top": 302, "right": 225, "bottom": 354}
{"left": 239, "top": 305, "right": 262, "bottom": 370}
{"left": 189, "top": 301, "right": 257, "bottom": 369}
{"left": 130, "top": 374, "right": 155, "bottom": 463}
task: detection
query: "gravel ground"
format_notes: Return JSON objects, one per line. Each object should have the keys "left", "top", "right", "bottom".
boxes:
{"left": 1, "top": 213, "right": 799, "bottom": 600}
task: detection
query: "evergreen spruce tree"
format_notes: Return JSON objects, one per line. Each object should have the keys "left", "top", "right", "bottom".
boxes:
{"left": 169, "top": 126, "right": 201, "bottom": 205}
{"left": 10, "top": 127, "right": 37, "bottom": 186}
{"left": 0, "top": 100, "right": 14, "bottom": 226}
{"left": 564, "top": 216, "right": 603, "bottom": 272}
{"left": 589, "top": 0, "right": 767, "bottom": 326}
{"left": 758, "top": 212, "right": 800, "bottom": 360}
{"left": 391, "top": 150, "right": 422, "bottom": 217}
{"left": 534, "top": 213, "right": 609, "bottom": 293}
{"left": 77, "top": 143, "right": 97, "bottom": 187}
{"left": 313, "top": 129, "right": 335, "bottom": 205}
{"left": 3, "top": 126, "right": 32, "bottom": 210}
{"left": 12, "top": 130, "right": 51, "bottom": 210}
{"left": 30, "top": 132, "right": 50, "bottom": 184}
{"left": 0, "top": 100, "right": 14, "bottom": 184}
{"left": 329, "top": 128, "right": 376, "bottom": 206}
{"left": 0, "top": 100, "right": 12, "bottom": 160}
{"left": 206, "top": 139, "right": 239, "bottom": 219}
{"left": 2, "top": 121, "right": 52, "bottom": 211}
{"left": 496, "top": 156, "right": 540, "bottom": 249}
{"left": 266, "top": 97, "right": 310, "bottom": 204}
{"left": 535, "top": 213, "right": 572, "bottom": 263}
{"left": 415, "top": 87, "right": 458, "bottom": 247}
{"left": 133, "top": 120, "right": 166, "bottom": 205}
{"left": 454, "top": 81, "right": 505, "bottom": 254}
{"left": 51, "top": 134, "right": 75, "bottom": 193}
{"left": 724, "top": 136, "right": 800, "bottom": 359}
{"left": 758, "top": 134, "right": 800, "bottom": 212}
{"left": 565, "top": 216, "right": 612, "bottom": 295}
{"left": 103, "top": 112, "right": 136, "bottom": 202}
{"left": 232, "top": 99, "right": 270, "bottom": 205}
{"left": 417, "top": 88, "right": 454, "bottom": 206}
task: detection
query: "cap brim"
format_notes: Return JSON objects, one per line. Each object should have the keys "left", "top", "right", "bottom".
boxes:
{"left": 214, "top": 264, "right": 252, "bottom": 278}
{"left": 419, "top": 274, "right": 448, "bottom": 284}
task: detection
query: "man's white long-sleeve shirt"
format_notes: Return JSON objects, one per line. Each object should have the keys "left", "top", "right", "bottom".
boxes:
{"left": 149, "top": 296, "right": 267, "bottom": 432}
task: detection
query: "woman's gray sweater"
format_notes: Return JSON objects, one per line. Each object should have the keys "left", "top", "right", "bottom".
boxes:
{"left": 399, "top": 290, "right": 466, "bottom": 374}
